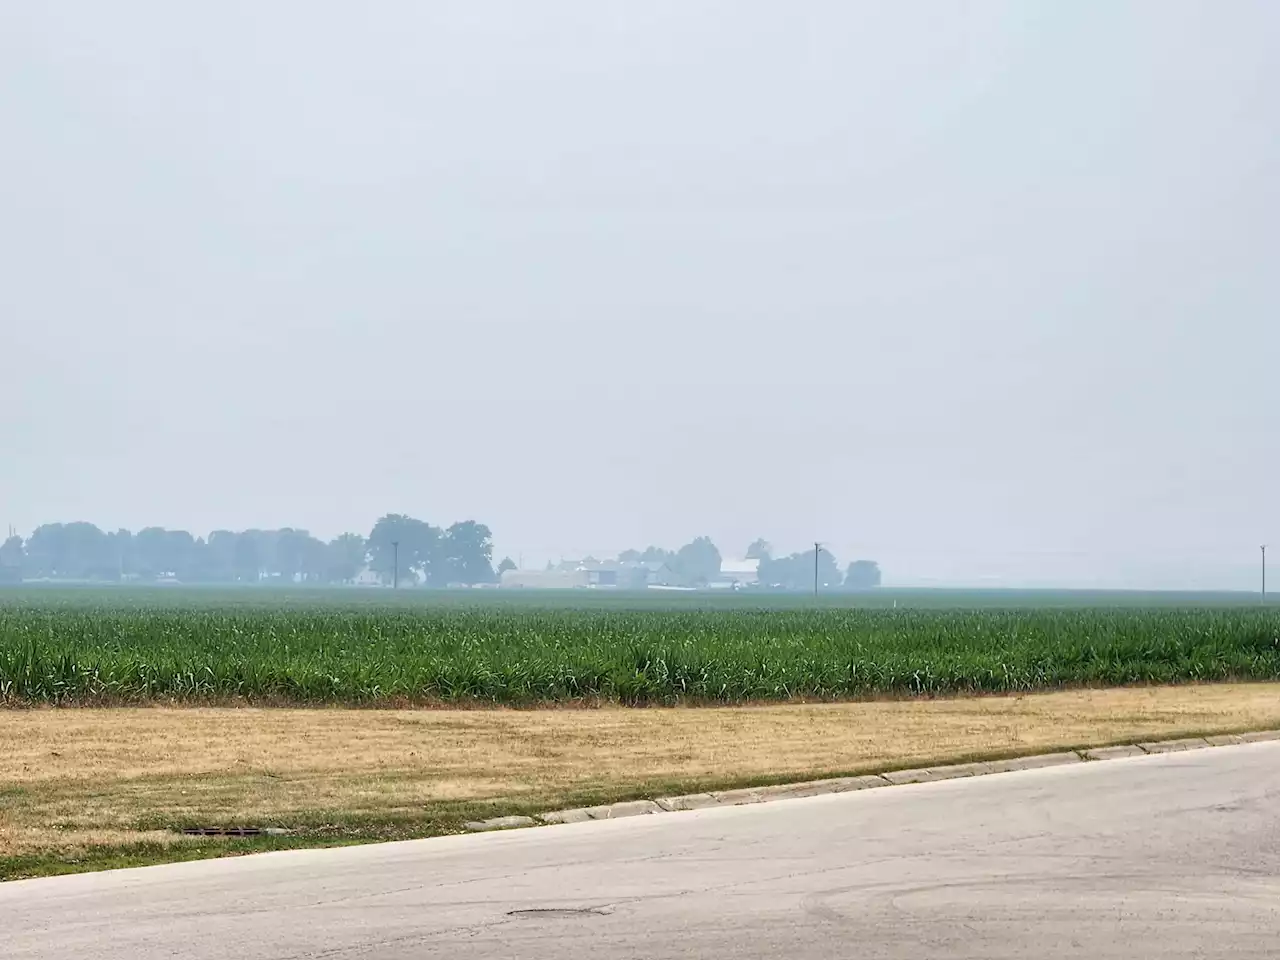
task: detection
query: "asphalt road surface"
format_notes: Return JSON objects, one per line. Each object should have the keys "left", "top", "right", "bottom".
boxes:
{"left": 5, "top": 742, "right": 1280, "bottom": 959}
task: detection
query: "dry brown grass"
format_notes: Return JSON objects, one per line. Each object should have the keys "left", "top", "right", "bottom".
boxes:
{"left": 4, "top": 683, "right": 1280, "bottom": 865}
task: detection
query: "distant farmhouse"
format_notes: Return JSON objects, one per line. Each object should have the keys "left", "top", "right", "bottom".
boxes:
{"left": 500, "top": 556, "right": 759, "bottom": 591}
{"left": 501, "top": 558, "right": 681, "bottom": 590}
{"left": 712, "top": 558, "right": 760, "bottom": 589}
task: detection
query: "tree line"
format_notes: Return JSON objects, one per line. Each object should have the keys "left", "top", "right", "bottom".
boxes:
{"left": 0, "top": 521, "right": 882, "bottom": 590}
{"left": 747, "top": 539, "right": 883, "bottom": 591}
{"left": 572, "top": 536, "right": 882, "bottom": 590}
{"left": 0, "top": 514, "right": 496, "bottom": 586}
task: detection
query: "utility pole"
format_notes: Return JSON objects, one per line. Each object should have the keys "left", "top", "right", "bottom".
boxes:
{"left": 814, "top": 542, "right": 821, "bottom": 598}
{"left": 392, "top": 541, "right": 400, "bottom": 590}
{"left": 1263, "top": 545, "right": 1268, "bottom": 605}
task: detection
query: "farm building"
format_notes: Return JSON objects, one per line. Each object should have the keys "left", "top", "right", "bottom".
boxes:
{"left": 500, "top": 568, "right": 589, "bottom": 589}
{"left": 714, "top": 558, "right": 760, "bottom": 587}
{"left": 500, "top": 559, "right": 686, "bottom": 590}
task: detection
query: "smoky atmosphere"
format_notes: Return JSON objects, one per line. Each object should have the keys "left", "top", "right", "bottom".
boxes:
{"left": 9, "top": 3, "right": 1280, "bottom": 924}
{"left": 2, "top": 1, "right": 1277, "bottom": 590}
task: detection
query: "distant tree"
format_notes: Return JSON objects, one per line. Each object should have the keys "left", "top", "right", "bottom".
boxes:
{"left": 843, "top": 560, "right": 882, "bottom": 589}
{"left": 618, "top": 549, "right": 642, "bottom": 563}
{"left": 325, "top": 533, "right": 367, "bottom": 583}
{"left": 497, "top": 557, "right": 517, "bottom": 577}
{"left": 367, "top": 514, "right": 441, "bottom": 586}
{"left": 170, "top": 529, "right": 198, "bottom": 578}
{"left": 249, "top": 529, "right": 281, "bottom": 579}
{"left": 759, "top": 547, "right": 842, "bottom": 591}
{"left": 65, "top": 522, "right": 112, "bottom": 578}
{"left": 25, "top": 522, "right": 113, "bottom": 579}
{"left": 0, "top": 534, "right": 23, "bottom": 565}
{"left": 673, "top": 536, "right": 722, "bottom": 585}
{"left": 298, "top": 534, "right": 329, "bottom": 582}
{"left": 187, "top": 537, "right": 211, "bottom": 581}
{"left": 0, "top": 535, "right": 24, "bottom": 574}
{"left": 7, "top": 516, "right": 502, "bottom": 586}
{"left": 105, "top": 529, "right": 133, "bottom": 580}
{"left": 809, "top": 547, "right": 843, "bottom": 590}
{"left": 133, "top": 527, "right": 197, "bottom": 580}
{"left": 233, "top": 533, "right": 261, "bottom": 583}
{"left": 273, "top": 528, "right": 316, "bottom": 582}
{"left": 204, "top": 530, "right": 239, "bottom": 582}
{"left": 127, "top": 526, "right": 158, "bottom": 577}
{"left": 23, "top": 523, "right": 69, "bottom": 578}
{"left": 745, "top": 538, "right": 772, "bottom": 560}
{"left": 757, "top": 553, "right": 798, "bottom": 589}
{"left": 442, "top": 521, "right": 495, "bottom": 585}
{"left": 639, "top": 546, "right": 677, "bottom": 565}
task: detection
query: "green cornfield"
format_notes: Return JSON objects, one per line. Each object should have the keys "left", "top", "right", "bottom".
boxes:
{"left": 2, "top": 587, "right": 1278, "bottom": 705}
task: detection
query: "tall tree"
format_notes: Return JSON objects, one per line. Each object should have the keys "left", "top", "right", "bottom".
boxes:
{"left": 0, "top": 535, "right": 24, "bottom": 574}
{"left": 496, "top": 556, "right": 517, "bottom": 577}
{"left": 758, "top": 548, "right": 842, "bottom": 590}
{"left": 298, "top": 534, "right": 329, "bottom": 582}
{"left": 133, "top": 527, "right": 197, "bottom": 579}
{"left": 105, "top": 529, "right": 133, "bottom": 580}
{"left": 65, "top": 522, "right": 111, "bottom": 578}
{"left": 442, "top": 521, "right": 495, "bottom": 585}
{"left": 233, "top": 533, "right": 261, "bottom": 583}
{"left": 167, "top": 529, "right": 197, "bottom": 579}
{"left": 808, "top": 547, "right": 843, "bottom": 590}
{"left": 367, "top": 514, "right": 440, "bottom": 586}
{"left": 23, "top": 523, "right": 69, "bottom": 578}
{"left": 205, "top": 531, "right": 240, "bottom": 582}
{"left": 673, "top": 536, "right": 722, "bottom": 585}
{"left": 325, "top": 533, "right": 367, "bottom": 584}
{"left": 273, "top": 528, "right": 314, "bottom": 582}
{"left": 745, "top": 538, "right": 772, "bottom": 560}
{"left": 756, "top": 553, "right": 792, "bottom": 589}
{"left": 843, "top": 560, "right": 883, "bottom": 589}
{"left": 185, "top": 537, "right": 213, "bottom": 582}
{"left": 249, "top": 529, "right": 281, "bottom": 579}
{"left": 25, "top": 522, "right": 112, "bottom": 579}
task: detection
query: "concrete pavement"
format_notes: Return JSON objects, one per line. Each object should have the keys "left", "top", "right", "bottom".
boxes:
{"left": 5, "top": 741, "right": 1280, "bottom": 958}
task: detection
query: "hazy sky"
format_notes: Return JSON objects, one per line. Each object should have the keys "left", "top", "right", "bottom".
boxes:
{"left": 2, "top": 1, "right": 1277, "bottom": 588}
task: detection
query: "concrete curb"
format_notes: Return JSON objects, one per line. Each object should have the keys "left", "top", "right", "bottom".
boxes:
{"left": 463, "top": 729, "right": 1280, "bottom": 832}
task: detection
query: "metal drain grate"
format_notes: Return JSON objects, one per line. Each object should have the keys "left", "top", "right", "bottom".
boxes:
{"left": 180, "top": 826, "right": 291, "bottom": 837}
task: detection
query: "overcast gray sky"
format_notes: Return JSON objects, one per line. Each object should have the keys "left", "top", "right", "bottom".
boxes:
{"left": 2, "top": 1, "right": 1277, "bottom": 588}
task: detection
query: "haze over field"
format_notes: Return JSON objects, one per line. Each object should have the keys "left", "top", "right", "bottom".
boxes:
{"left": 2, "top": 2, "right": 1277, "bottom": 589}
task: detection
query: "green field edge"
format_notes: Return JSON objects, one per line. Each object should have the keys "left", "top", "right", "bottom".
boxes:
{"left": 5, "top": 721, "right": 1273, "bottom": 884}
{"left": 6, "top": 676, "right": 1280, "bottom": 711}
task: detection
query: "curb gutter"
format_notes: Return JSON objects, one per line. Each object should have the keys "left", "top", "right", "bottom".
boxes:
{"left": 464, "top": 729, "right": 1280, "bottom": 833}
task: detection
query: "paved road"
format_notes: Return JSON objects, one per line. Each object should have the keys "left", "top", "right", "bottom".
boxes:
{"left": 5, "top": 742, "right": 1280, "bottom": 959}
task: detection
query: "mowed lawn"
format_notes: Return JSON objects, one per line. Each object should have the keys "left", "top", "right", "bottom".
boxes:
{"left": 4, "top": 683, "right": 1280, "bottom": 880}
